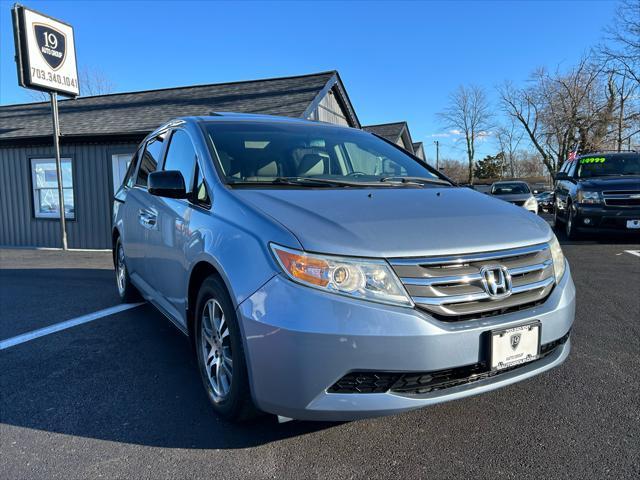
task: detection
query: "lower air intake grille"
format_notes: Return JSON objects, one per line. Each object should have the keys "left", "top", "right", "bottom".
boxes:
{"left": 327, "top": 331, "right": 570, "bottom": 395}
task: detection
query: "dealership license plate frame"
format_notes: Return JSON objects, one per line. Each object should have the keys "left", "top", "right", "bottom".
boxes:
{"left": 626, "top": 220, "right": 640, "bottom": 229}
{"left": 489, "top": 321, "right": 541, "bottom": 371}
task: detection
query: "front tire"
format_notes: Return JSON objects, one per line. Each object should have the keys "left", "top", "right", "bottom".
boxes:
{"left": 194, "top": 275, "right": 256, "bottom": 421}
{"left": 565, "top": 202, "right": 581, "bottom": 240}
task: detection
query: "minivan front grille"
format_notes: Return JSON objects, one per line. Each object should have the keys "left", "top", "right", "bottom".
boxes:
{"left": 602, "top": 190, "right": 640, "bottom": 207}
{"left": 390, "top": 243, "right": 555, "bottom": 320}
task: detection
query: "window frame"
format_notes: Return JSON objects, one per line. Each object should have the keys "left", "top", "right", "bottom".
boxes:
{"left": 162, "top": 128, "right": 198, "bottom": 195}
{"left": 163, "top": 127, "right": 212, "bottom": 209}
{"left": 120, "top": 148, "right": 141, "bottom": 190}
{"left": 134, "top": 131, "right": 169, "bottom": 189}
{"left": 29, "top": 156, "right": 76, "bottom": 221}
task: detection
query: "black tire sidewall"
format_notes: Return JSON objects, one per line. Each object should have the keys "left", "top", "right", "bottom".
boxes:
{"left": 194, "top": 276, "right": 251, "bottom": 420}
{"left": 115, "top": 238, "right": 139, "bottom": 302}
{"left": 565, "top": 203, "right": 580, "bottom": 239}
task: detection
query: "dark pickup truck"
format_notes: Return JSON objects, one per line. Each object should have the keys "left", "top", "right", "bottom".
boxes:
{"left": 553, "top": 151, "right": 640, "bottom": 238}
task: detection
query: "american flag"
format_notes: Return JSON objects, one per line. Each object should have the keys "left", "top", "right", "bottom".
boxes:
{"left": 568, "top": 148, "right": 578, "bottom": 161}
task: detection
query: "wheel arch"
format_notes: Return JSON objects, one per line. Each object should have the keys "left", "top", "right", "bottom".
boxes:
{"left": 187, "top": 260, "right": 229, "bottom": 342}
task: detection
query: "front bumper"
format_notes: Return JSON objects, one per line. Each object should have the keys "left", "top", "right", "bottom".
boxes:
{"left": 237, "top": 263, "right": 575, "bottom": 421}
{"left": 575, "top": 205, "right": 640, "bottom": 232}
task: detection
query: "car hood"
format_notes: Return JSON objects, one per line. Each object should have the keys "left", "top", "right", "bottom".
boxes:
{"left": 491, "top": 193, "right": 533, "bottom": 202}
{"left": 233, "top": 187, "right": 551, "bottom": 258}
{"left": 578, "top": 175, "right": 640, "bottom": 190}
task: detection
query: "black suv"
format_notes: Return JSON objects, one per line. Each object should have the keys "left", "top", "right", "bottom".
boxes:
{"left": 553, "top": 151, "right": 640, "bottom": 238}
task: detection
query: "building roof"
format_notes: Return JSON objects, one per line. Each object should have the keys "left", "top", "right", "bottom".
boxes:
{"left": 0, "top": 71, "right": 360, "bottom": 144}
{"left": 363, "top": 122, "right": 407, "bottom": 142}
{"left": 363, "top": 121, "right": 415, "bottom": 154}
{"left": 412, "top": 141, "right": 423, "bottom": 151}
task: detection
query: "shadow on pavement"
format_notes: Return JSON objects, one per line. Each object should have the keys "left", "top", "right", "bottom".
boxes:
{"left": 0, "top": 304, "right": 338, "bottom": 449}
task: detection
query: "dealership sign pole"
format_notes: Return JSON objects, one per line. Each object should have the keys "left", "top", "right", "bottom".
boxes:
{"left": 12, "top": 4, "right": 79, "bottom": 250}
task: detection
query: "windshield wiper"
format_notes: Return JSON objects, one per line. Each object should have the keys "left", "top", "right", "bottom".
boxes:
{"left": 380, "top": 176, "right": 451, "bottom": 186}
{"left": 273, "top": 177, "right": 361, "bottom": 187}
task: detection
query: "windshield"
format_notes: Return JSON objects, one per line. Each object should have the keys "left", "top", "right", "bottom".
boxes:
{"left": 576, "top": 153, "right": 640, "bottom": 178}
{"left": 491, "top": 182, "right": 530, "bottom": 194}
{"left": 203, "top": 121, "right": 448, "bottom": 187}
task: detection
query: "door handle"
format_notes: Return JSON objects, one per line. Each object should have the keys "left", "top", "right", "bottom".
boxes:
{"left": 138, "top": 209, "right": 157, "bottom": 228}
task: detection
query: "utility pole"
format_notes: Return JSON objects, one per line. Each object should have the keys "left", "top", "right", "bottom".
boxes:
{"left": 434, "top": 140, "right": 440, "bottom": 170}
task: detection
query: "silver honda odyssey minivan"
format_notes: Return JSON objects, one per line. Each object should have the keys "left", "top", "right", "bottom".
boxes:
{"left": 112, "top": 114, "right": 575, "bottom": 422}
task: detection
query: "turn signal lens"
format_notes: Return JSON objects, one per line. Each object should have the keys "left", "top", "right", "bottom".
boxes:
{"left": 270, "top": 244, "right": 413, "bottom": 307}
{"left": 549, "top": 234, "right": 566, "bottom": 284}
{"left": 273, "top": 248, "right": 330, "bottom": 287}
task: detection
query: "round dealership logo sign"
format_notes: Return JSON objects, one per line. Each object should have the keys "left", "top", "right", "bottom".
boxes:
{"left": 33, "top": 24, "right": 66, "bottom": 70}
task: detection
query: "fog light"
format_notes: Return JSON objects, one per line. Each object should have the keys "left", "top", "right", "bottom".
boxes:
{"left": 583, "top": 218, "right": 591, "bottom": 225}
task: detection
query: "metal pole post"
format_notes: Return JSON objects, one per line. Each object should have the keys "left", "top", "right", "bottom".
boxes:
{"left": 434, "top": 140, "right": 439, "bottom": 170}
{"left": 50, "top": 92, "right": 68, "bottom": 250}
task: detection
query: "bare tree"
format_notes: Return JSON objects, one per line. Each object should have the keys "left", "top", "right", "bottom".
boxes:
{"left": 499, "top": 57, "right": 617, "bottom": 176}
{"left": 600, "top": 0, "right": 640, "bottom": 85}
{"left": 25, "top": 66, "right": 115, "bottom": 102}
{"left": 438, "top": 158, "right": 468, "bottom": 184}
{"left": 78, "top": 66, "right": 115, "bottom": 96}
{"left": 438, "top": 85, "right": 493, "bottom": 184}
{"left": 495, "top": 118, "right": 523, "bottom": 178}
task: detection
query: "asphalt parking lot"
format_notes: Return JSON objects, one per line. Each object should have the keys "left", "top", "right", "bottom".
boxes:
{"left": 1, "top": 224, "right": 639, "bottom": 479}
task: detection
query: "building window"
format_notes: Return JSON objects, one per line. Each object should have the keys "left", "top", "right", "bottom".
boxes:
{"left": 30, "top": 158, "right": 75, "bottom": 219}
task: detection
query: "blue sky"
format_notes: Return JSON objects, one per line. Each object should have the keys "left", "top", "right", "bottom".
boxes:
{"left": 0, "top": 0, "right": 618, "bottom": 160}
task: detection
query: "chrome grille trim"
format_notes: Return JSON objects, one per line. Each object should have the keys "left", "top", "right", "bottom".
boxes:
{"left": 602, "top": 190, "right": 640, "bottom": 207}
{"left": 412, "top": 277, "right": 554, "bottom": 306}
{"left": 390, "top": 243, "right": 555, "bottom": 319}
{"left": 400, "top": 259, "right": 552, "bottom": 286}
{"left": 389, "top": 243, "right": 549, "bottom": 266}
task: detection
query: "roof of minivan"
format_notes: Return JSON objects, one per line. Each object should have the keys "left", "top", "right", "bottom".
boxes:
{"left": 0, "top": 71, "right": 360, "bottom": 144}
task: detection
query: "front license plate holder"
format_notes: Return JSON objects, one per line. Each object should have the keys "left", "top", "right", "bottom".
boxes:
{"left": 490, "top": 321, "right": 541, "bottom": 371}
{"left": 626, "top": 220, "right": 640, "bottom": 229}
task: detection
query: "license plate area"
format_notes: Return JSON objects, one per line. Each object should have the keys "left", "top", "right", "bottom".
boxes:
{"left": 626, "top": 220, "right": 640, "bottom": 229}
{"left": 490, "top": 322, "right": 541, "bottom": 371}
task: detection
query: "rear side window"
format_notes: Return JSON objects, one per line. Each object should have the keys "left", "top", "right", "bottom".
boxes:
{"left": 136, "top": 135, "right": 166, "bottom": 187}
{"left": 163, "top": 130, "right": 197, "bottom": 194}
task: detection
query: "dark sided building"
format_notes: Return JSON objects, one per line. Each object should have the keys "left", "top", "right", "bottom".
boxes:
{"left": 0, "top": 71, "right": 359, "bottom": 249}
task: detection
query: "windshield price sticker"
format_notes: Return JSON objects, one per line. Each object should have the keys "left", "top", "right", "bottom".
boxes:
{"left": 580, "top": 157, "right": 606, "bottom": 164}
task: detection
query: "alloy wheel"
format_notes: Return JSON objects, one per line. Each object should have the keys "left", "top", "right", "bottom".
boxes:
{"left": 201, "top": 299, "right": 233, "bottom": 401}
{"left": 116, "top": 244, "right": 126, "bottom": 296}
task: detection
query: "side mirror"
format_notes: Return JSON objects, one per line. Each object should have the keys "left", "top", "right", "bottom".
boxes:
{"left": 554, "top": 172, "right": 569, "bottom": 181}
{"left": 148, "top": 170, "right": 187, "bottom": 198}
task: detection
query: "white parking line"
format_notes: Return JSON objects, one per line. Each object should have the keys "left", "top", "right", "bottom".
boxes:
{"left": 624, "top": 250, "right": 640, "bottom": 258}
{"left": 0, "top": 303, "right": 144, "bottom": 351}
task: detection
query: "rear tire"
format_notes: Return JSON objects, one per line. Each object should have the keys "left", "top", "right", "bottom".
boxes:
{"left": 194, "top": 275, "right": 257, "bottom": 422}
{"left": 115, "top": 238, "right": 141, "bottom": 302}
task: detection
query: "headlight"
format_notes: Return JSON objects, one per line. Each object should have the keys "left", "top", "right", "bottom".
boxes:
{"left": 549, "top": 234, "right": 566, "bottom": 283}
{"left": 577, "top": 190, "right": 601, "bottom": 204}
{"left": 271, "top": 244, "right": 413, "bottom": 307}
{"left": 525, "top": 197, "right": 538, "bottom": 208}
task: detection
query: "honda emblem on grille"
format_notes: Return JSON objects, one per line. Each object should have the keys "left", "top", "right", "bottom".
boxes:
{"left": 510, "top": 333, "right": 521, "bottom": 350}
{"left": 480, "top": 265, "right": 512, "bottom": 299}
